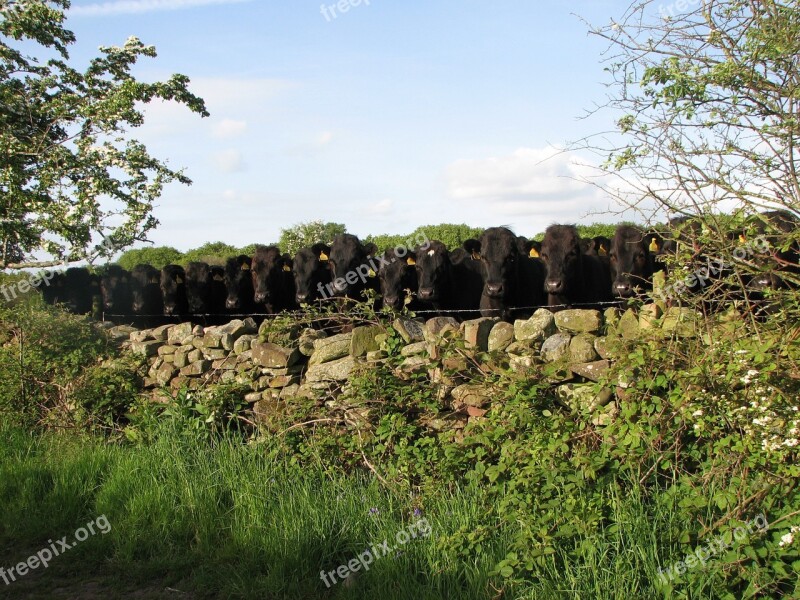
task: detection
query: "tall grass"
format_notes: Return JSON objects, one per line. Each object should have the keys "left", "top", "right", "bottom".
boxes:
{"left": 0, "top": 424, "right": 740, "bottom": 599}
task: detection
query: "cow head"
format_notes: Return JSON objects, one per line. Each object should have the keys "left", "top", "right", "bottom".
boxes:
{"left": 378, "top": 248, "right": 417, "bottom": 310}
{"left": 327, "top": 234, "right": 377, "bottom": 299}
{"left": 251, "top": 245, "right": 290, "bottom": 306}
{"left": 742, "top": 210, "right": 800, "bottom": 292}
{"left": 540, "top": 225, "right": 582, "bottom": 297}
{"left": 609, "top": 225, "right": 653, "bottom": 298}
{"left": 292, "top": 243, "right": 332, "bottom": 304}
{"left": 130, "top": 264, "right": 161, "bottom": 314}
{"left": 100, "top": 265, "right": 131, "bottom": 312}
{"left": 160, "top": 264, "right": 187, "bottom": 316}
{"left": 185, "top": 261, "right": 212, "bottom": 314}
{"left": 224, "top": 255, "right": 253, "bottom": 311}
{"left": 468, "top": 227, "right": 520, "bottom": 300}
{"left": 414, "top": 240, "right": 452, "bottom": 304}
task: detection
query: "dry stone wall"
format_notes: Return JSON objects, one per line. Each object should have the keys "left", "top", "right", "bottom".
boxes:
{"left": 110, "top": 305, "right": 702, "bottom": 430}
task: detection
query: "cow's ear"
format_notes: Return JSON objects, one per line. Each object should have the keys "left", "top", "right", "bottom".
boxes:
{"left": 213, "top": 273, "right": 224, "bottom": 281}
{"left": 315, "top": 244, "right": 331, "bottom": 261}
{"left": 529, "top": 246, "right": 540, "bottom": 258}
{"left": 281, "top": 255, "right": 293, "bottom": 272}
{"left": 647, "top": 233, "right": 663, "bottom": 253}
{"left": 368, "top": 268, "right": 376, "bottom": 278}
{"left": 149, "top": 276, "right": 159, "bottom": 284}
{"left": 463, "top": 239, "right": 481, "bottom": 260}
{"left": 364, "top": 242, "right": 378, "bottom": 257}
{"left": 406, "top": 251, "right": 416, "bottom": 266}
{"left": 598, "top": 244, "right": 607, "bottom": 256}
{"left": 175, "top": 276, "right": 184, "bottom": 284}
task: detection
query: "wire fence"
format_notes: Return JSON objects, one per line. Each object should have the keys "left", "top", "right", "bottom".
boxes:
{"left": 100, "top": 299, "right": 630, "bottom": 323}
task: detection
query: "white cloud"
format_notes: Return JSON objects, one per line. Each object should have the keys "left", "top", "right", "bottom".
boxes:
{"left": 316, "top": 131, "right": 334, "bottom": 146}
{"left": 70, "top": 0, "right": 252, "bottom": 16}
{"left": 444, "top": 146, "right": 625, "bottom": 225}
{"left": 212, "top": 118, "right": 247, "bottom": 139}
{"left": 365, "top": 198, "right": 394, "bottom": 216}
{"left": 212, "top": 149, "right": 245, "bottom": 173}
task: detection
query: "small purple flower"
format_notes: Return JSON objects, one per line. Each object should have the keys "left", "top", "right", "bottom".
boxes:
{"left": 412, "top": 508, "right": 422, "bottom": 517}
{"left": 369, "top": 507, "right": 379, "bottom": 516}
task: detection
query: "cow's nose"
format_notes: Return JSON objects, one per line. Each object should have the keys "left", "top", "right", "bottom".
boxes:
{"left": 296, "top": 293, "right": 309, "bottom": 304}
{"left": 545, "top": 279, "right": 564, "bottom": 293}
{"left": 226, "top": 298, "right": 239, "bottom": 310}
{"left": 383, "top": 295, "right": 400, "bottom": 309}
{"left": 254, "top": 292, "right": 267, "bottom": 304}
{"left": 614, "top": 281, "right": 632, "bottom": 297}
{"left": 486, "top": 283, "right": 504, "bottom": 297}
{"left": 418, "top": 287, "right": 434, "bottom": 300}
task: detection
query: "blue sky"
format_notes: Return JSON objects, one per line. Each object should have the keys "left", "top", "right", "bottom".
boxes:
{"left": 64, "top": 0, "right": 631, "bottom": 251}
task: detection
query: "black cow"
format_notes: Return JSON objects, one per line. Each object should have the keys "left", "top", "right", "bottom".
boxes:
{"left": 377, "top": 248, "right": 418, "bottom": 311}
{"left": 161, "top": 264, "right": 188, "bottom": 318}
{"left": 609, "top": 225, "right": 660, "bottom": 298}
{"left": 41, "top": 271, "right": 65, "bottom": 306}
{"left": 540, "top": 224, "right": 612, "bottom": 309}
{"left": 224, "top": 255, "right": 256, "bottom": 314}
{"left": 326, "top": 234, "right": 379, "bottom": 301}
{"left": 59, "top": 267, "right": 98, "bottom": 314}
{"left": 185, "top": 261, "right": 214, "bottom": 317}
{"left": 130, "top": 264, "right": 163, "bottom": 322}
{"left": 412, "top": 240, "right": 482, "bottom": 318}
{"left": 462, "top": 227, "right": 545, "bottom": 321}
{"left": 251, "top": 245, "right": 296, "bottom": 314}
{"left": 742, "top": 210, "right": 800, "bottom": 292}
{"left": 209, "top": 265, "right": 227, "bottom": 321}
{"left": 99, "top": 265, "right": 132, "bottom": 321}
{"left": 292, "top": 243, "right": 333, "bottom": 305}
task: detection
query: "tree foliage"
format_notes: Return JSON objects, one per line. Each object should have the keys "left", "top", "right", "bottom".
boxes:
{"left": 116, "top": 246, "right": 182, "bottom": 271}
{"left": 0, "top": 0, "right": 207, "bottom": 270}
{"left": 583, "top": 0, "right": 800, "bottom": 224}
{"left": 278, "top": 221, "right": 346, "bottom": 256}
{"left": 182, "top": 241, "right": 240, "bottom": 266}
{"left": 365, "top": 223, "right": 484, "bottom": 251}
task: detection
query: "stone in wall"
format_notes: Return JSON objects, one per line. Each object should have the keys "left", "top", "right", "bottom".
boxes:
{"left": 554, "top": 309, "right": 603, "bottom": 335}
{"left": 514, "top": 308, "right": 556, "bottom": 343}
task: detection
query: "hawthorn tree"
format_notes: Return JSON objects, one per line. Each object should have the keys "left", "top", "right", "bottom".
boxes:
{"left": 0, "top": 0, "right": 208, "bottom": 269}
{"left": 581, "top": 0, "right": 799, "bottom": 224}
{"left": 278, "top": 221, "right": 346, "bottom": 256}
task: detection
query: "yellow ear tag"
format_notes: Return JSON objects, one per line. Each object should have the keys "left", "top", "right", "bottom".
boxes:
{"left": 283, "top": 264, "right": 291, "bottom": 272}
{"left": 598, "top": 245, "right": 607, "bottom": 256}
{"left": 368, "top": 269, "right": 376, "bottom": 277}
{"left": 649, "top": 238, "right": 659, "bottom": 252}
{"left": 471, "top": 251, "right": 481, "bottom": 260}
{"left": 739, "top": 234, "right": 747, "bottom": 244}
{"left": 213, "top": 274, "right": 224, "bottom": 281}
{"left": 175, "top": 276, "right": 184, "bottom": 284}
{"left": 529, "top": 248, "right": 539, "bottom": 258}
{"left": 319, "top": 252, "right": 329, "bottom": 261}
{"left": 241, "top": 263, "right": 250, "bottom": 271}
{"left": 406, "top": 257, "right": 416, "bottom": 266}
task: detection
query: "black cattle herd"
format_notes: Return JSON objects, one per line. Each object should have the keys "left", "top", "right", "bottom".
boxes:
{"left": 39, "top": 211, "right": 800, "bottom": 326}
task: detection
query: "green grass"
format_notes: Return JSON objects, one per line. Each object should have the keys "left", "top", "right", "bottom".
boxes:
{"left": 0, "top": 424, "right": 766, "bottom": 600}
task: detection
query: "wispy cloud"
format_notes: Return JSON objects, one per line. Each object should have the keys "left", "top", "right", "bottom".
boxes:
{"left": 212, "top": 118, "right": 247, "bottom": 139}
{"left": 70, "top": 0, "right": 252, "bottom": 17}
